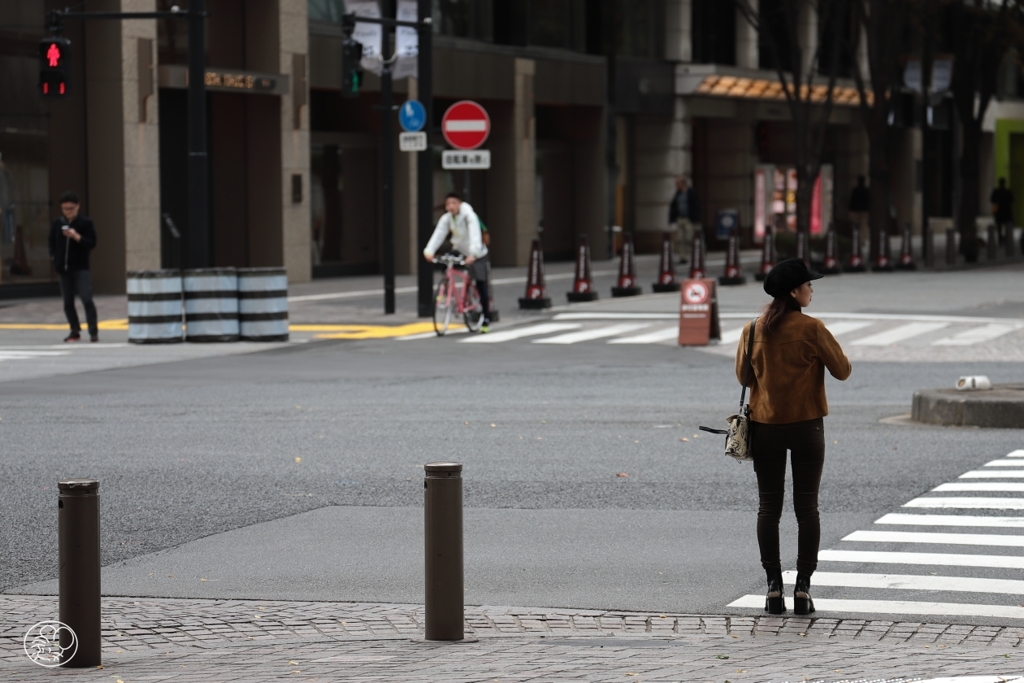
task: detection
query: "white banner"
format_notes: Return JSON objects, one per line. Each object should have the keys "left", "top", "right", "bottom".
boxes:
{"left": 348, "top": 0, "right": 383, "bottom": 76}
{"left": 392, "top": 0, "right": 419, "bottom": 80}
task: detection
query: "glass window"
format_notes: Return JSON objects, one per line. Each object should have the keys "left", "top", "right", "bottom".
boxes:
{"left": 529, "top": 0, "right": 571, "bottom": 48}
{"left": 692, "top": 0, "right": 735, "bottom": 65}
{"left": 615, "top": 0, "right": 659, "bottom": 58}
{"left": 434, "top": 0, "right": 493, "bottom": 41}
{"left": 310, "top": 0, "right": 348, "bottom": 23}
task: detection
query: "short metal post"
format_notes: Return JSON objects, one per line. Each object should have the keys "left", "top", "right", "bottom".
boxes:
{"left": 58, "top": 479, "right": 101, "bottom": 667}
{"left": 424, "top": 462, "right": 463, "bottom": 640}
{"left": 946, "top": 228, "right": 957, "bottom": 266}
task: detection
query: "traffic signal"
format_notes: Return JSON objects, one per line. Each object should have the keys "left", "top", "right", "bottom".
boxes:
{"left": 39, "top": 37, "right": 71, "bottom": 98}
{"left": 341, "top": 37, "right": 363, "bottom": 99}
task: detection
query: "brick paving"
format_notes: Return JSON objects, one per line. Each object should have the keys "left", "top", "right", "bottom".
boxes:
{"left": 2, "top": 596, "right": 1023, "bottom": 681}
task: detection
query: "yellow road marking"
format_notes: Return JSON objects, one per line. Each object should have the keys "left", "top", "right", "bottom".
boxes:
{"left": 0, "top": 320, "right": 455, "bottom": 339}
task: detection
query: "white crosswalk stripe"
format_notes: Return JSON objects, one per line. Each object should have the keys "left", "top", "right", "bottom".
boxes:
{"left": 851, "top": 321, "right": 950, "bottom": 345}
{"left": 728, "top": 449, "right": 1024, "bottom": 620}
{"left": 397, "top": 313, "right": 1024, "bottom": 353}
{"left": 0, "top": 350, "right": 69, "bottom": 361}
{"left": 983, "top": 459, "right": 1024, "bottom": 467}
{"left": 533, "top": 322, "right": 652, "bottom": 345}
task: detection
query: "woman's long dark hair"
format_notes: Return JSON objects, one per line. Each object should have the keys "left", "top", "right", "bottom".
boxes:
{"left": 760, "top": 295, "right": 800, "bottom": 335}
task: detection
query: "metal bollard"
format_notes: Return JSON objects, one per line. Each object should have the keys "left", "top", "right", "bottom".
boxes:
{"left": 58, "top": 479, "right": 101, "bottom": 667}
{"left": 424, "top": 462, "right": 463, "bottom": 640}
{"left": 946, "top": 228, "right": 957, "bottom": 266}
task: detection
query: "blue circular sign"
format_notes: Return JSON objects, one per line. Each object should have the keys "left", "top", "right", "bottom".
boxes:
{"left": 398, "top": 100, "right": 426, "bottom": 132}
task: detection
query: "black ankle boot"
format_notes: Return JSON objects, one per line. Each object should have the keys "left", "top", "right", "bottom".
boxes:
{"left": 794, "top": 573, "right": 815, "bottom": 615}
{"left": 764, "top": 570, "right": 786, "bottom": 614}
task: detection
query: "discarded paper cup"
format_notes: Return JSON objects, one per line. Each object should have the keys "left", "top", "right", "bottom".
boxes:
{"left": 956, "top": 376, "right": 993, "bottom": 391}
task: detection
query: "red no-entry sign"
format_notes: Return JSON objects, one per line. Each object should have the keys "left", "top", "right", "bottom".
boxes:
{"left": 442, "top": 100, "right": 490, "bottom": 150}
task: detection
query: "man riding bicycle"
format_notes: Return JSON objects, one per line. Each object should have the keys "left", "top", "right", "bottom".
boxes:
{"left": 423, "top": 192, "right": 492, "bottom": 332}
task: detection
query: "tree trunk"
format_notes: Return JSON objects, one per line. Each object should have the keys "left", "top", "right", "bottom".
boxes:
{"left": 958, "top": 120, "right": 983, "bottom": 263}
{"left": 795, "top": 166, "right": 814, "bottom": 238}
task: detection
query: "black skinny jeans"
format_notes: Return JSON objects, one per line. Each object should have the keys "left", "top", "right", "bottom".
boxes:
{"left": 58, "top": 269, "right": 98, "bottom": 337}
{"left": 751, "top": 417, "right": 825, "bottom": 577}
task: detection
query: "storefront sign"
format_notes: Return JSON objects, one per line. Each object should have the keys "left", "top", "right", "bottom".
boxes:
{"left": 158, "top": 66, "right": 289, "bottom": 96}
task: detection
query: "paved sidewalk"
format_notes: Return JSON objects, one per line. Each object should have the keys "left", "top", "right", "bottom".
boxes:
{"left": 2, "top": 596, "right": 1023, "bottom": 681}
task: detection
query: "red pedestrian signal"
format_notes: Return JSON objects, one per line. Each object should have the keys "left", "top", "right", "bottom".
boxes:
{"left": 39, "top": 37, "right": 71, "bottom": 98}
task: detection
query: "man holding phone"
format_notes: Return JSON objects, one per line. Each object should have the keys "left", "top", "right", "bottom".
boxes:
{"left": 48, "top": 191, "right": 98, "bottom": 342}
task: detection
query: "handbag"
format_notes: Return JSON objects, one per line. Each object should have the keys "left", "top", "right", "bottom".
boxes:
{"left": 699, "top": 317, "right": 758, "bottom": 463}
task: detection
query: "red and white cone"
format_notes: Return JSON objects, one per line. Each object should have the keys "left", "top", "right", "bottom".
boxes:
{"left": 872, "top": 228, "right": 893, "bottom": 272}
{"left": 651, "top": 231, "right": 679, "bottom": 293}
{"left": 895, "top": 222, "right": 916, "bottom": 270}
{"left": 688, "top": 232, "right": 707, "bottom": 280}
{"left": 846, "top": 222, "right": 866, "bottom": 272}
{"left": 611, "top": 233, "right": 643, "bottom": 297}
{"left": 821, "top": 223, "right": 841, "bottom": 275}
{"left": 518, "top": 238, "right": 552, "bottom": 309}
{"left": 718, "top": 231, "right": 746, "bottom": 286}
{"left": 754, "top": 224, "right": 775, "bottom": 282}
{"left": 567, "top": 236, "right": 599, "bottom": 302}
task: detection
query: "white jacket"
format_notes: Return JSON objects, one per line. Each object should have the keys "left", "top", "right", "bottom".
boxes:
{"left": 424, "top": 202, "right": 488, "bottom": 259}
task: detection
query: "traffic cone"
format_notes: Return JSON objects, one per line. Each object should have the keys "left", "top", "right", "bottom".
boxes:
{"left": 718, "top": 231, "right": 746, "bottom": 286}
{"left": 872, "top": 227, "right": 893, "bottom": 272}
{"left": 518, "top": 238, "right": 552, "bottom": 309}
{"left": 754, "top": 223, "right": 775, "bottom": 281}
{"left": 651, "top": 231, "right": 679, "bottom": 293}
{"left": 611, "top": 233, "right": 643, "bottom": 297}
{"left": 846, "top": 221, "right": 866, "bottom": 272}
{"left": 688, "top": 232, "right": 707, "bottom": 279}
{"left": 566, "top": 236, "right": 599, "bottom": 302}
{"left": 895, "top": 222, "right": 916, "bottom": 270}
{"left": 820, "top": 223, "right": 841, "bottom": 275}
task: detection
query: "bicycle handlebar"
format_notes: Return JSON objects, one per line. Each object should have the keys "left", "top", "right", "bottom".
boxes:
{"left": 433, "top": 254, "right": 468, "bottom": 266}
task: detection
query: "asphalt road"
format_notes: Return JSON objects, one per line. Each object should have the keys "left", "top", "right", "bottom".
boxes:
{"left": 2, "top": 266, "right": 1023, "bottom": 625}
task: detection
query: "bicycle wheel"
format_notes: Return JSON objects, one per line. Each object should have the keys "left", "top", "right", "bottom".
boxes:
{"left": 463, "top": 281, "right": 484, "bottom": 333}
{"left": 433, "top": 279, "right": 454, "bottom": 336}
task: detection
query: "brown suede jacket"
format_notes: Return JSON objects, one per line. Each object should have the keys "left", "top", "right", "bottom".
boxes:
{"left": 735, "top": 311, "right": 852, "bottom": 425}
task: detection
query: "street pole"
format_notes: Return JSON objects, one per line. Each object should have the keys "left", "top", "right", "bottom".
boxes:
{"left": 382, "top": 63, "right": 396, "bottom": 314}
{"left": 187, "top": 0, "right": 209, "bottom": 268}
{"left": 416, "top": 0, "right": 434, "bottom": 317}
{"left": 920, "top": 0, "right": 935, "bottom": 267}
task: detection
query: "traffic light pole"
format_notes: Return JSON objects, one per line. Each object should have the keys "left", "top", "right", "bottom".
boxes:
{"left": 381, "top": 65, "right": 396, "bottom": 314}
{"left": 187, "top": 0, "right": 210, "bottom": 268}
{"left": 417, "top": 0, "right": 434, "bottom": 318}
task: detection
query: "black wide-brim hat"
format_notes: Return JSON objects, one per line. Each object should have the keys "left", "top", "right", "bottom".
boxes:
{"left": 763, "top": 258, "right": 823, "bottom": 298}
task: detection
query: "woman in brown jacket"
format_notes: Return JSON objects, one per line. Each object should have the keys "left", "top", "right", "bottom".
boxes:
{"left": 736, "top": 258, "right": 852, "bottom": 615}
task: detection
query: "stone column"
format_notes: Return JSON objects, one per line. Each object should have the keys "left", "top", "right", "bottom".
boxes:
{"left": 665, "top": 0, "right": 692, "bottom": 63}
{"left": 735, "top": 0, "right": 759, "bottom": 69}
{"left": 279, "top": 0, "right": 311, "bottom": 282}
{"left": 83, "top": 0, "right": 160, "bottom": 294}
{"left": 633, "top": 99, "right": 691, "bottom": 251}
{"left": 800, "top": 1, "right": 818, "bottom": 78}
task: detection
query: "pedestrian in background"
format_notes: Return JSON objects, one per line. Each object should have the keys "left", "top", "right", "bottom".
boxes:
{"left": 848, "top": 175, "right": 870, "bottom": 255}
{"left": 668, "top": 176, "right": 700, "bottom": 264}
{"left": 48, "top": 191, "right": 98, "bottom": 342}
{"left": 990, "top": 177, "right": 1014, "bottom": 246}
{"left": 735, "top": 259, "right": 851, "bottom": 615}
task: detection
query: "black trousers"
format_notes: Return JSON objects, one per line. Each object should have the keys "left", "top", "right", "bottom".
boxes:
{"left": 467, "top": 256, "right": 491, "bottom": 323}
{"left": 58, "top": 269, "right": 98, "bottom": 337}
{"left": 751, "top": 418, "right": 825, "bottom": 577}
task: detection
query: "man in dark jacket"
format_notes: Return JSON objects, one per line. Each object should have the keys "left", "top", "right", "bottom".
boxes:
{"left": 668, "top": 176, "right": 700, "bottom": 263}
{"left": 48, "top": 191, "right": 98, "bottom": 342}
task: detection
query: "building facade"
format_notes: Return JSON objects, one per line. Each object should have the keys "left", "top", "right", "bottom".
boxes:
{"left": 0, "top": 0, "right": 1016, "bottom": 296}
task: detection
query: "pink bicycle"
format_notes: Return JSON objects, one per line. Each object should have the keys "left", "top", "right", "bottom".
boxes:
{"left": 432, "top": 253, "right": 485, "bottom": 336}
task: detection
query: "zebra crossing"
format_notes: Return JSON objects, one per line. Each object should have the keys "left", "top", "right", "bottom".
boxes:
{"left": 398, "top": 312, "right": 1024, "bottom": 358}
{"left": 728, "top": 449, "right": 1024, "bottom": 621}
